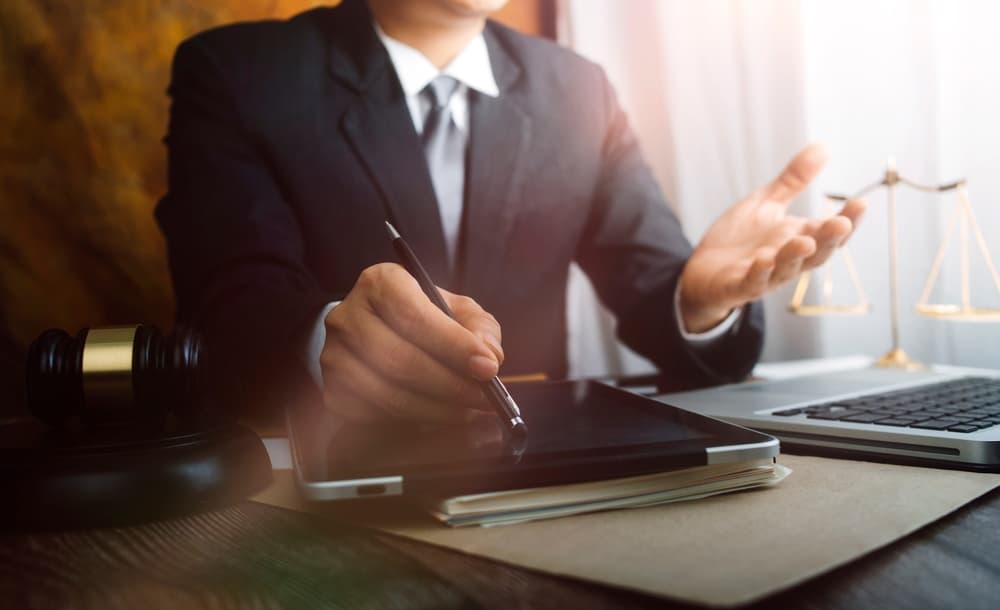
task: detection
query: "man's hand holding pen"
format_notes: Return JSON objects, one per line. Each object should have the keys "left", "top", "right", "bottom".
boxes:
{"left": 321, "top": 262, "right": 504, "bottom": 423}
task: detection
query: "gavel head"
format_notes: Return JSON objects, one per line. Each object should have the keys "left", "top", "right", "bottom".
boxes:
{"left": 26, "top": 325, "right": 203, "bottom": 427}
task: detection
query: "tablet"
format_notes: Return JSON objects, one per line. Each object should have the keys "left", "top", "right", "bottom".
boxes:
{"left": 288, "top": 380, "right": 779, "bottom": 500}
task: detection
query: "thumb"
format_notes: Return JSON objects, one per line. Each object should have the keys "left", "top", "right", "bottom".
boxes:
{"left": 763, "top": 143, "right": 829, "bottom": 203}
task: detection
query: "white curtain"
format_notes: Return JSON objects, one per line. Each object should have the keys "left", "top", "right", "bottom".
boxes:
{"left": 563, "top": 0, "right": 1000, "bottom": 375}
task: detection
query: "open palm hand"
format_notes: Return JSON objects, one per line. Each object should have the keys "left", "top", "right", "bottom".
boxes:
{"left": 679, "top": 144, "right": 867, "bottom": 332}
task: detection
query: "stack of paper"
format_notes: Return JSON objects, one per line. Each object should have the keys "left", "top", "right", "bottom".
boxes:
{"left": 423, "top": 458, "right": 792, "bottom": 527}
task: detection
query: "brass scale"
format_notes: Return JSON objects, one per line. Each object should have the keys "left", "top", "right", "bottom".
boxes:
{"left": 787, "top": 158, "right": 1000, "bottom": 369}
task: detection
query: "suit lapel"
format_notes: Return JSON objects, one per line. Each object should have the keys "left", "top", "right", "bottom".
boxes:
{"left": 459, "top": 27, "right": 532, "bottom": 298}
{"left": 327, "top": 0, "right": 450, "bottom": 284}
{"left": 340, "top": 98, "right": 450, "bottom": 284}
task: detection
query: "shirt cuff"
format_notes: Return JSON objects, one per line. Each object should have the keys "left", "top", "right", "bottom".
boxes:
{"left": 674, "top": 285, "right": 741, "bottom": 347}
{"left": 303, "top": 301, "right": 340, "bottom": 389}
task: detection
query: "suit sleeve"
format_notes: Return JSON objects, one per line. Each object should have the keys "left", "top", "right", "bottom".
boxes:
{"left": 156, "top": 36, "right": 327, "bottom": 411}
{"left": 574, "top": 67, "right": 764, "bottom": 389}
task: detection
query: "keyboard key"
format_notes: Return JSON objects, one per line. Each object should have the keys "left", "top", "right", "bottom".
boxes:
{"left": 934, "top": 406, "right": 963, "bottom": 414}
{"left": 968, "top": 420, "right": 999, "bottom": 430}
{"left": 911, "top": 419, "right": 961, "bottom": 430}
{"left": 868, "top": 410, "right": 898, "bottom": 418}
{"left": 919, "top": 410, "right": 954, "bottom": 417}
{"left": 807, "top": 408, "right": 864, "bottom": 421}
{"left": 842, "top": 413, "right": 888, "bottom": 423}
{"left": 773, "top": 408, "right": 802, "bottom": 416}
{"left": 885, "top": 400, "right": 912, "bottom": 407}
{"left": 963, "top": 410, "right": 992, "bottom": 418}
{"left": 946, "top": 424, "right": 980, "bottom": 433}
{"left": 875, "top": 418, "right": 914, "bottom": 427}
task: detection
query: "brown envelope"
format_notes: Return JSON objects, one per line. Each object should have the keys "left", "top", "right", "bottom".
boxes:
{"left": 254, "top": 454, "right": 1000, "bottom": 607}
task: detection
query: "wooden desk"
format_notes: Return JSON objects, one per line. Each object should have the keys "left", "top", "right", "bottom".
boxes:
{"left": 3, "top": 486, "right": 1000, "bottom": 609}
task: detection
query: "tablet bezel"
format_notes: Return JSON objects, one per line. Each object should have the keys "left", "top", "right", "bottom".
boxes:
{"left": 289, "top": 381, "right": 779, "bottom": 500}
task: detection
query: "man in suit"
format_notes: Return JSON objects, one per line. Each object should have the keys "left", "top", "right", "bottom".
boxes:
{"left": 156, "top": 0, "right": 864, "bottom": 421}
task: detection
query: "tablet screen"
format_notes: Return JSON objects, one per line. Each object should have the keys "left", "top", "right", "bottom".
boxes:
{"left": 291, "top": 381, "right": 774, "bottom": 495}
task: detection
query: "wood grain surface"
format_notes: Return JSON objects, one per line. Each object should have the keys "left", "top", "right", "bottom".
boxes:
{"left": 3, "top": 490, "right": 1000, "bottom": 610}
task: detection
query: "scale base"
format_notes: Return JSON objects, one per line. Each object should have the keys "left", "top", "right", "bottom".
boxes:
{"left": 874, "top": 348, "right": 926, "bottom": 371}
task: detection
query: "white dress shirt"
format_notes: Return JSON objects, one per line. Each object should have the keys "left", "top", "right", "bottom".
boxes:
{"left": 375, "top": 23, "right": 500, "bottom": 134}
{"left": 304, "top": 25, "right": 740, "bottom": 387}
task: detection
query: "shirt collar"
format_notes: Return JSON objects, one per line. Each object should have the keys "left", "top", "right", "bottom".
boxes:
{"left": 373, "top": 23, "right": 500, "bottom": 99}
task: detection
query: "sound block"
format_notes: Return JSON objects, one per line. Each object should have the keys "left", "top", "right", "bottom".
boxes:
{"left": 1, "top": 416, "right": 272, "bottom": 530}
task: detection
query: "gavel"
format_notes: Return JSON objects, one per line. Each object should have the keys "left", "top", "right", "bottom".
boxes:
{"left": 25, "top": 325, "right": 203, "bottom": 427}
{"left": 11, "top": 325, "right": 273, "bottom": 529}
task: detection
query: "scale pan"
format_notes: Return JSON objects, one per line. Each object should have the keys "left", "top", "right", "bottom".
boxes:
{"left": 787, "top": 303, "right": 871, "bottom": 316}
{"left": 916, "top": 304, "right": 1000, "bottom": 321}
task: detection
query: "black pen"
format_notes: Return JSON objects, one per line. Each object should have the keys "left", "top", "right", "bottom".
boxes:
{"left": 384, "top": 221, "right": 528, "bottom": 437}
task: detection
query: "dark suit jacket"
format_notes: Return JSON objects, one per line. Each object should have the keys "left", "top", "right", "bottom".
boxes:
{"left": 156, "top": 0, "right": 764, "bottom": 409}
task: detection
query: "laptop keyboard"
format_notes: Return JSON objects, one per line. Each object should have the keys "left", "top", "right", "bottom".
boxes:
{"left": 772, "top": 377, "right": 1000, "bottom": 433}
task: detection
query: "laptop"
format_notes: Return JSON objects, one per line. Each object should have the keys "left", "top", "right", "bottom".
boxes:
{"left": 655, "top": 366, "right": 1000, "bottom": 471}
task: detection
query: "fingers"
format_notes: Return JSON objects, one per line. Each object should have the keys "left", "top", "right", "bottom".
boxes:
{"left": 801, "top": 197, "right": 866, "bottom": 268}
{"left": 361, "top": 264, "right": 499, "bottom": 380}
{"left": 330, "top": 303, "right": 490, "bottom": 408}
{"left": 733, "top": 237, "right": 813, "bottom": 299}
{"left": 440, "top": 288, "right": 504, "bottom": 365}
{"left": 770, "top": 236, "right": 815, "bottom": 286}
{"left": 802, "top": 215, "right": 850, "bottom": 269}
{"left": 742, "top": 205, "right": 856, "bottom": 296}
{"left": 737, "top": 250, "right": 776, "bottom": 297}
{"left": 321, "top": 341, "right": 481, "bottom": 422}
{"left": 836, "top": 198, "right": 867, "bottom": 244}
{"left": 763, "top": 143, "right": 829, "bottom": 203}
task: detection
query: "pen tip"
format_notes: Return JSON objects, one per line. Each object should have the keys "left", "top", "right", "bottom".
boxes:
{"left": 384, "top": 221, "right": 401, "bottom": 240}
